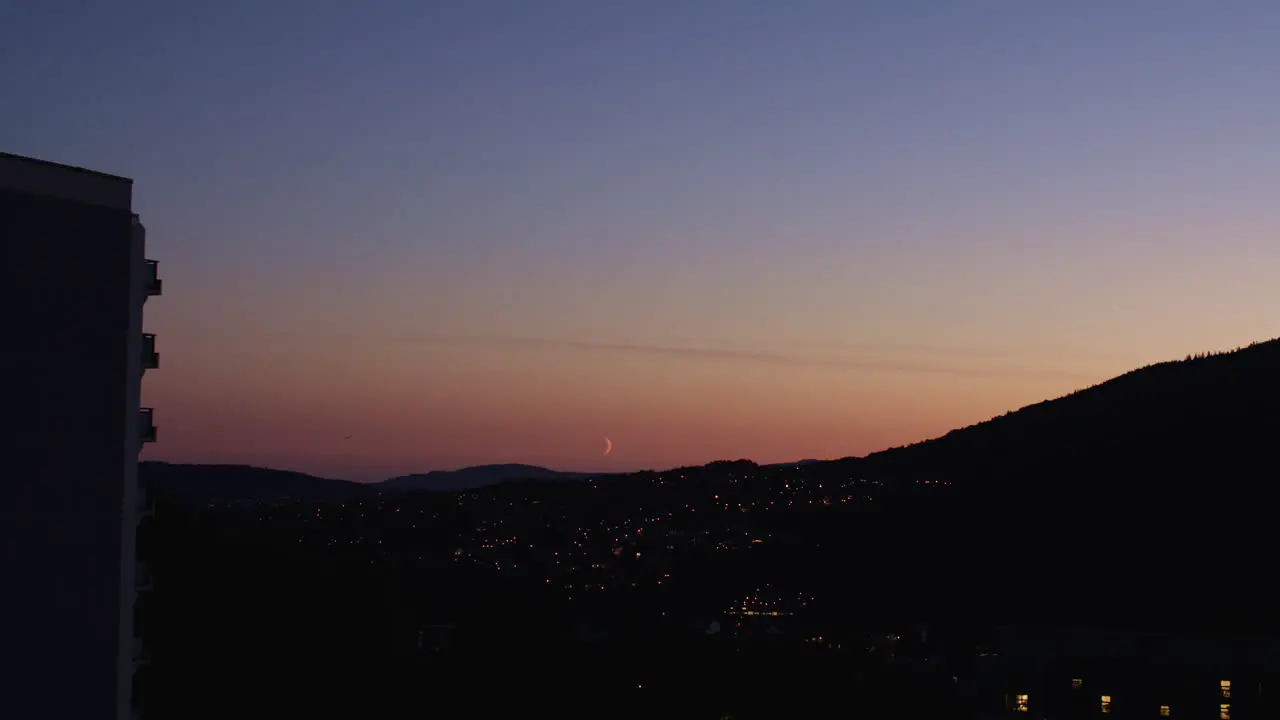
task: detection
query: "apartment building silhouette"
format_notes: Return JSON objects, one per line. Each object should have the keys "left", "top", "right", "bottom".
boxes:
{"left": 1, "top": 152, "right": 161, "bottom": 719}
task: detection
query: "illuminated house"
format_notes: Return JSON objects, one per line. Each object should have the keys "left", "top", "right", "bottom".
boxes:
{"left": 1, "top": 152, "right": 161, "bottom": 720}
{"left": 975, "top": 625, "right": 1280, "bottom": 718}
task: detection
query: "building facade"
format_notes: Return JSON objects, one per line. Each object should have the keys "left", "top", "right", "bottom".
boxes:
{"left": 1, "top": 152, "right": 160, "bottom": 719}
{"left": 974, "top": 625, "right": 1280, "bottom": 719}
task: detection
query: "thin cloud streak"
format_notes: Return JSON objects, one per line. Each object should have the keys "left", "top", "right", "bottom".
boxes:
{"left": 450, "top": 334, "right": 1100, "bottom": 381}
{"left": 163, "top": 327, "right": 1100, "bottom": 381}
{"left": 664, "top": 334, "right": 1090, "bottom": 361}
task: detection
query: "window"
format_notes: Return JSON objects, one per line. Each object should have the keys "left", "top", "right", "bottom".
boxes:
{"left": 1100, "top": 695, "right": 1112, "bottom": 714}
{"left": 1220, "top": 703, "right": 1230, "bottom": 720}
{"left": 1221, "top": 680, "right": 1231, "bottom": 698}
{"left": 1160, "top": 705, "right": 1170, "bottom": 717}
{"left": 1011, "top": 693, "right": 1029, "bottom": 712}
{"left": 1072, "top": 678, "right": 1083, "bottom": 690}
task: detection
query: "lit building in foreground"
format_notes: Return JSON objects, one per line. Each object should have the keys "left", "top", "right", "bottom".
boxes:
{"left": 975, "top": 625, "right": 1280, "bottom": 719}
{"left": 1, "top": 152, "right": 161, "bottom": 719}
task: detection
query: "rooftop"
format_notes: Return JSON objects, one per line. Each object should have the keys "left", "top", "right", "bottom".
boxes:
{"left": 0, "top": 151, "right": 133, "bottom": 183}
{"left": 0, "top": 151, "right": 133, "bottom": 211}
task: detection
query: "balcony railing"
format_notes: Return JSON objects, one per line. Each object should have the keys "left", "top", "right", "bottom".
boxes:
{"left": 139, "top": 408, "right": 156, "bottom": 444}
{"left": 143, "top": 259, "right": 162, "bottom": 297}
{"left": 141, "top": 333, "right": 159, "bottom": 371}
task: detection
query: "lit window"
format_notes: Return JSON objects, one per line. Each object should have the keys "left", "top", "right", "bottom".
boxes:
{"left": 1221, "top": 680, "right": 1231, "bottom": 698}
{"left": 1072, "top": 678, "right": 1083, "bottom": 690}
{"left": 1011, "top": 693, "right": 1029, "bottom": 712}
{"left": 1220, "top": 703, "right": 1230, "bottom": 720}
{"left": 1160, "top": 705, "right": 1170, "bottom": 717}
{"left": 1101, "top": 695, "right": 1112, "bottom": 713}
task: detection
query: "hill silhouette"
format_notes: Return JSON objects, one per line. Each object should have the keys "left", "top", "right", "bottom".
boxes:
{"left": 141, "top": 462, "right": 369, "bottom": 505}
{"left": 381, "top": 463, "right": 597, "bottom": 492}
{"left": 861, "top": 337, "right": 1280, "bottom": 630}
{"left": 865, "top": 337, "right": 1280, "bottom": 493}
{"left": 140, "top": 462, "right": 603, "bottom": 504}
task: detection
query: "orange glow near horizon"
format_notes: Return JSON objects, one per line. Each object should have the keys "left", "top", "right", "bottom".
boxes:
{"left": 138, "top": 291, "right": 1280, "bottom": 482}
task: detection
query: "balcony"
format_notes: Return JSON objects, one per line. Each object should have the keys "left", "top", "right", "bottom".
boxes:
{"left": 135, "top": 560, "right": 152, "bottom": 591}
{"left": 136, "top": 485, "right": 153, "bottom": 518}
{"left": 131, "top": 637, "right": 150, "bottom": 665}
{"left": 134, "top": 517, "right": 154, "bottom": 561}
{"left": 141, "top": 333, "right": 159, "bottom": 371}
{"left": 139, "top": 408, "right": 156, "bottom": 444}
{"left": 143, "top": 259, "right": 162, "bottom": 297}
{"left": 133, "top": 590, "right": 152, "bottom": 636}
{"left": 130, "top": 665, "right": 148, "bottom": 715}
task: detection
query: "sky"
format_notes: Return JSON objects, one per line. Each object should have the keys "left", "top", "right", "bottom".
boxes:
{"left": 4, "top": 1, "right": 1280, "bottom": 481}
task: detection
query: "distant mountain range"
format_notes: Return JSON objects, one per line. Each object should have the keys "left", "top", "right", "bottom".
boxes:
{"left": 141, "top": 461, "right": 607, "bottom": 505}
{"left": 382, "top": 464, "right": 601, "bottom": 492}
{"left": 140, "top": 457, "right": 823, "bottom": 505}
{"left": 141, "top": 462, "right": 368, "bottom": 505}
{"left": 144, "top": 337, "right": 1280, "bottom": 506}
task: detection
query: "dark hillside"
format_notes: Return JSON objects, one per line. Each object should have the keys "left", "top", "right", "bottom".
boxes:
{"left": 866, "top": 338, "right": 1280, "bottom": 491}
{"left": 859, "top": 338, "right": 1280, "bottom": 631}
{"left": 142, "top": 462, "right": 369, "bottom": 505}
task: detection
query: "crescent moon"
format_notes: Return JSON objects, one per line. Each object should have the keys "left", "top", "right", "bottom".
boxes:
{"left": 603, "top": 436, "right": 613, "bottom": 456}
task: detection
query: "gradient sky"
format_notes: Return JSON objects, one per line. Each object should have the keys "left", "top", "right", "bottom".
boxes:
{"left": 4, "top": 2, "right": 1280, "bottom": 480}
